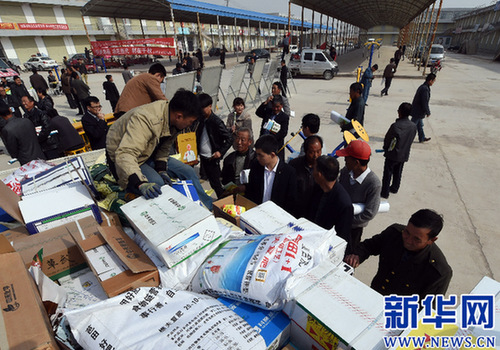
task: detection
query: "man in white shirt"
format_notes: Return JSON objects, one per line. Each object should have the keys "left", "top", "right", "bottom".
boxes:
{"left": 244, "top": 134, "right": 297, "bottom": 215}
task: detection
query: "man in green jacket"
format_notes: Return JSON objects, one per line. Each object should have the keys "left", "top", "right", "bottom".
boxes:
{"left": 106, "top": 89, "right": 200, "bottom": 199}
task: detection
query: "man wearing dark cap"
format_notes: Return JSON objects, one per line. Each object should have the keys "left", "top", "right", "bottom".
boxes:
{"left": 336, "top": 140, "right": 381, "bottom": 252}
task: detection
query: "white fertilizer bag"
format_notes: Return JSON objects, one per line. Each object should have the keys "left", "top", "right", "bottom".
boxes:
{"left": 65, "top": 286, "right": 266, "bottom": 350}
{"left": 193, "top": 231, "right": 330, "bottom": 310}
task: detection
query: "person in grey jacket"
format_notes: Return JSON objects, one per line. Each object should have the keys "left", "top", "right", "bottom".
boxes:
{"left": 71, "top": 72, "right": 90, "bottom": 115}
{"left": 336, "top": 140, "right": 381, "bottom": 253}
{"left": 410, "top": 73, "right": 435, "bottom": 143}
{"left": 381, "top": 102, "right": 417, "bottom": 198}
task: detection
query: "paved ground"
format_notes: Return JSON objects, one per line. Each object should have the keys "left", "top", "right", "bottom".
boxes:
{"left": 1, "top": 46, "right": 499, "bottom": 296}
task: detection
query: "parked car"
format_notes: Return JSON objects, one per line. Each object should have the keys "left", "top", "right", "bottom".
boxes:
{"left": 426, "top": 44, "right": 445, "bottom": 66}
{"left": 244, "top": 49, "right": 271, "bottom": 62}
{"left": 24, "top": 56, "right": 57, "bottom": 71}
{"left": 289, "top": 45, "right": 299, "bottom": 54}
{"left": 0, "top": 59, "right": 19, "bottom": 81}
{"left": 289, "top": 48, "right": 339, "bottom": 80}
{"left": 68, "top": 53, "right": 96, "bottom": 73}
{"left": 208, "top": 47, "right": 221, "bottom": 57}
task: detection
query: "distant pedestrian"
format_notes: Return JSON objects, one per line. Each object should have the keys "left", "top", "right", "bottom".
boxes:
{"left": 191, "top": 51, "right": 200, "bottom": 70}
{"left": 360, "top": 64, "right": 378, "bottom": 104}
{"left": 70, "top": 72, "right": 89, "bottom": 115}
{"left": 195, "top": 48, "right": 204, "bottom": 69}
{"left": 282, "top": 34, "right": 290, "bottom": 60}
{"left": 394, "top": 46, "right": 403, "bottom": 67}
{"left": 402, "top": 45, "right": 406, "bottom": 61}
{"left": 122, "top": 64, "right": 133, "bottom": 84}
{"left": 29, "top": 68, "right": 49, "bottom": 93}
{"left": 220, "top": 45, "right": 227, "bottom": 69}
{"left": 381, "top": 58, "right": 397, "bottom": 96}
{"left": 103, "top": 75, "right": 120, "bottom": 112}
{"left": 381, "top": 102, "right": 417, "bottom": 198}
{"left": 85, "top": 47, "right": 91, "bottom": 61}
{"left": 410, "top": 73, "right": 436, "bottom": 143}
{"left": 78, "top": 58, "right": 89, "bottom": 85}
{"left": 60, "top": 68, "right": 77, "bottom": 109}
{"left": 279, "top": 60, "right": 288, "bottom": 97}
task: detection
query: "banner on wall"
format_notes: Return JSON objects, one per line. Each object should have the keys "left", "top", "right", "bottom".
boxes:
{"left": 17, "top": 23, "right": 69, "bottom": 30}
{"left": 91, "top": 38, "right": 175, "bottom": 56}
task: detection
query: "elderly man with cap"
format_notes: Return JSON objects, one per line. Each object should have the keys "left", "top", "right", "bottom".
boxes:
{"left": 336, "top": 140, "right": 381, "bottom": 253}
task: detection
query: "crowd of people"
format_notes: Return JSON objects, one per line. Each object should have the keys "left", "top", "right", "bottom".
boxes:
{"left": 0, "top": 51, "right": 451, "bottom": 301}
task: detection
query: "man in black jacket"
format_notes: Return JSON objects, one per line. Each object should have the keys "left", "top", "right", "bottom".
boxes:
{"left": 411, "top": 73, "right": 435, "bottom": 143}
{"left": 245, "top": 134, "right": 297, "bottom": 215}
{"left": 22, "top": 95, "right": 59, "bottom": 159}
{"left": 10, "top": 76, "right": 30, "bottom": 112}
{"left": 0, "top": 86, "right": 21, "bottom": 118}
{"left": 256, "top": 94, "right": 289, "bottom": 161}
{"left": 344, "top": 209, "right": 452, "bottom": 300}
{"left": 29, "top": 68, "right": 49, "bottom": 93}
{"left": 102, "top": 75, "right": 120, "bottom": 112}
{"left": 39, "top": 108, "right": 85, "bottom": 157}
{"left": 344, "top": 82, "right": 365, "bottom": 127}
{"left": 196, "top": 93, "right": 232, "bottom": 198}
{"left": 81, "top": 96, "right": 108, "bottom": 150}
{"left": 221, "top": 127, "right": 255, "bottom": 186}
{"left": 1, "top": 104, "right": 45, "bottom": 165}
{"left": 381, "top": 102, "right": 417, "bottom": 198}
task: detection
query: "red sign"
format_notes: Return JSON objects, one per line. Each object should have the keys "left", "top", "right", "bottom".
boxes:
{"left": 92, "top": 46, "right": 176, "bottom": 56}
{"left": 90, "top": 38, "right": 174, "bottom": 49}
{"left": 17, "top": 23, "right": 69, "bottom": 30}
{"left": 0, "top": 23, "right": 15, "bottom": 30}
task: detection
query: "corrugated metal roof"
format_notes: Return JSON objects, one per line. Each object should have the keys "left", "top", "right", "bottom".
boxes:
{"left": 290, "top": 0, "right": 437, "bottom": 29}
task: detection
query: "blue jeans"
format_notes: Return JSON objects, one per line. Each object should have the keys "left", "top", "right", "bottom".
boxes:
{"left": 126, "top": 159, "right": 164, "bottom": 196}
{"left": 167, "top": 157, "right": 214, "bottom": 210}
{"left": 362, "top": 84, "right": 371, "bottom": 103}
{"left": 411, "top": 117, "right": 426, "bottom": 142}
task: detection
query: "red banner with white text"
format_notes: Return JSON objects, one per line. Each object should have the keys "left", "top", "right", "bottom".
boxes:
{"left": 90, "top": 38, "right": 175, "bottom": 56}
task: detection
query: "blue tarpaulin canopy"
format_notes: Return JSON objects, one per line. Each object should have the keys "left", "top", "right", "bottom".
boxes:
{"left": 81, "top": 0, "right": 333, "bottom": 31}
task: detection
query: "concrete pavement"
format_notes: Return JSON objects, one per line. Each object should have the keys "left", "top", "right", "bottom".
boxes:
{"left": 1, "top": 46, "right": 499, "bottom": 296}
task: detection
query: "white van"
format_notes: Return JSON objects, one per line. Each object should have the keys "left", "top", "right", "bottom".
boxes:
{"left": 289, "top": 48, "right": 339, "bottom": 80}
{"left": 427, "top": 44, "right": 445, "bottom": 65}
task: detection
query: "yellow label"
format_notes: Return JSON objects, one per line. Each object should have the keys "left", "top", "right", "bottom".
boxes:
{"left": 306, "top": 315, "right": 340, "bottom": 350}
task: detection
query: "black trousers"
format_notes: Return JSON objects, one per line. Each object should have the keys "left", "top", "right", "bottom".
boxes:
{"left": 381, "top": 77, "right": 393, "bottom": 95}
{"left": 381, "top": 158, "right": 405, "bottom": 198}
{"left": 200, "top": 156, "right": 224, "bottom": 198}
{"left": 347, "top": 227, "right": 364, "bottom": 255}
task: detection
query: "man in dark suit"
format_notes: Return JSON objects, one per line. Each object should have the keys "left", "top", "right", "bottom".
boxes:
{"left": 102, "top": 75, "right": 120, "bottom": 112}
{"left": 221, "top": 127, "right": 255, "bottom": 186}
{"left": 29, "top": 68, "right": 49, "bottom": 93}
{"left": 0, "top": 86, "right": 21, "bottom": 119}
{"left": 81, "top": 96, "right": 108, "bottom": 150}
{"left": 10, "top": 76, "right": 30, "bottom": 112}
{"left": 256, "top": 94, "right": 289, "bottom": 161}
{"left": 244, "top": 134, "right": 297, "bottom": 215}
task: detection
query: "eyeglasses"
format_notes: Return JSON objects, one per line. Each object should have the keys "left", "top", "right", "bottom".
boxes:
{"left": 90, "top": 105, "right": 102, "bottom": 109}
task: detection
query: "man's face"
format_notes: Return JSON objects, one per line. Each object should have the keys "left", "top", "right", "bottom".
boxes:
{"left": 0, "top": 87, "right": 5, "bottom": 97}
{"left": 305, "top": 141, "right": 322, "bottom": 166}
{"left": 153, "top": 73, "right": 165, "bottom": 83}
{"left": 344, "top": 155, "right": 357, "bottom": 171}
{"left": 172, "top": 112, "right": 197, "bottom": 130}
{"left": 272, "top": 102, "right": 283, "bottom": 115}
{"left": 234, "top": 131, "right": 252, "bottom": 153}
{"left": 402, "top": 222, "right": 436, "bottom": 252}
{"left": 349, "top": 88, "right": 359, "bottom": 100}
{"left": 256, "top": 148, "right": 274, "bottom": 168}
{"left": 428, "top": 78, "right": 436, "bottom": 86}
{"left": 202, "top": 105, "right": 212, "bottom": 118}
{"left": 271, "top": 84, "right": 280, "bottom": 95}
{"left": 14, "top": 78, "right": 22, "bottom": 86}
{"left": 22, "top": 97, "right": 34, "bottom": 111}
{"left": 87, "top": 101, "right": 102, "bottom": 114}
{"left": 234, "top": 103, "right": 244, "bottom": 115}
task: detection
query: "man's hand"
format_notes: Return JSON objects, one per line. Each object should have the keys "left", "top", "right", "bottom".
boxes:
{"left": 97, "top": 112, "right": 106, "bottom": 120}
{"left": 158, "top": 171, "right": 172, "bottom": 186}
{"left": 343, "top": 254, "right": 360, "bottom": 268}
{"left": 426, "top": 114, "right": 431, "bottom": 118}
{"left": 138, "top": 182, "right": 162, "bottom": 199}
{"left": 212, "top": 151, "right": 222, "bottom": 159}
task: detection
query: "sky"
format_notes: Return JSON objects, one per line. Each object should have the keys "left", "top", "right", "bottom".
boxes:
{"left": 200, "top": 0, "right": 495, "bottom": 22}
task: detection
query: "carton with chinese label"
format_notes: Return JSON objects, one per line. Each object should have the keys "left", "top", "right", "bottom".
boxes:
{"left": 0, "top": 180, "right": 102, "bottom": 234}
{"left": 286, "top": 261, "right": 395, "bottom": 350}
{"left": 121, "top": 185, "right": 222, "bottom": 268}
{"left": 213, "top": 194, "right": 258, "bottom": 227}
{"left": 0, "top": 235, "right": 59, "bottom": 349}
{"left": 4, "top": 212, "right": 120, "bottom": 280}
{"left": 171, "top": 180, "right": 200, "bottom": 203}
{"left": 74, "top": 225, "right": 159, "bottom": 298}
{"left": 219, "top": 297, "right": 291, "bottom": 350}
{"left": 239, "top": 201, "right": 296, "bottom": 235}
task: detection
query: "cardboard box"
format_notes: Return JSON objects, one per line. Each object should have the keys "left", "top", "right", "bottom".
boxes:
{"left": 75, "top": 225, "right": 159, "bottom": 298}
{"left": 218, "top": 297, "right": 291, "bottom": 350}
{"left": 213, "top": 194, "right": 258, "bottom": 227}
{"left": 20, "top": 156, "right": 96, "bottom": 196}
{"left": 0, "top": 236, "right": 59, "bottom": 349}
{"left": 0, "top": 180, "right": 102, "bottom": 235}
{"left": 4, "top": 214, "right": 121, "bottom": 281}
{"left": 239, "top": 201, "right": 296, "bottom": 235}
{"left": 121, "top": 185, "right": 222, "bottom": 268}
{"left": 287, "top": 262, "right": 393, "bottom": 350}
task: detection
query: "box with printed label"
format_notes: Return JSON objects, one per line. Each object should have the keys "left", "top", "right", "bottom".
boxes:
{"left": 0, "top": 180, "right": 102, "bottom": 234}
{"left": 218, "top": 297, "right": 291, "bottom": 350}
{"left": 4, "top": 214, "right": 120, "bottom": 280}
{"left": 239, "top": 201, "right": 296, "bottom": 235}
{"left": 0, "top": 235, "right": 59, "bottom": 349}
{"left": 213, "top": 194, "right": 258, "bottom": 227}
{"left": 287, "top": 262, "right": 395, "bottom": 350}
{"left": 121, "top": 185, "right": 222, "bottom": 268}
{"left": 171, "top": 180, "right": 200, "bottom": 203}
{"left": 74, "top": 225, "right": 159, "bottom": 298}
